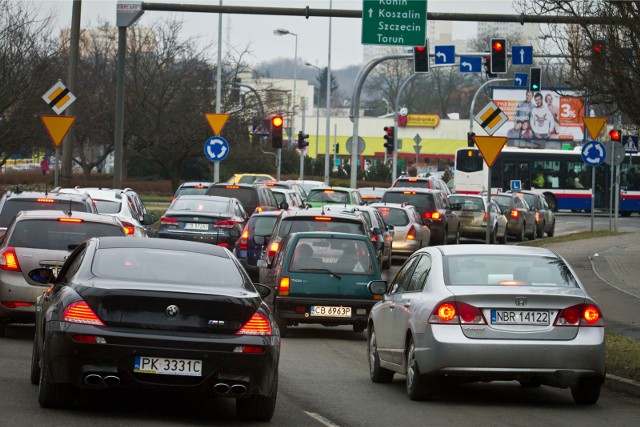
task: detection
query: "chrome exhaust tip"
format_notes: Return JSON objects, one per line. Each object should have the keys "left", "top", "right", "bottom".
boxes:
{"left": 84, "top": 374, "right": 103, "bottom": 385}
{"left": 102, "top": 375, "right": 121, "bottom": 387}
{"left": 230, "top": 384, "right": 247, "bottom": 395}
{"left": 214, "top": 383, "right": 231, "bottom": 394}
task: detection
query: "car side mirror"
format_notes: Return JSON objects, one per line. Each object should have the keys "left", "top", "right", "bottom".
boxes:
{"left": 29, "top": 267, "right": 56, "bottom": 284}
{"left": 141, "top": 213, "right": 158, "bottom": 225}
{"left": 367, "top": 280, "right": 388, "bottom": 295}
{"left": 279, "top": 201, "right": 289, "bottom": 210}
{"left": 254, "top": 235, "right": 266, "bottom": 245}
{"left": 257, "top": 259, "right": 269, "bottom": 268}
{"left": 253, "top": 283, "right": 271, "bottom": 299}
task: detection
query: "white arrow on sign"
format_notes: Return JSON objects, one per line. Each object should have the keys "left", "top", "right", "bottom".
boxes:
{"left": 519, "top": 48, "right": 525, "bottom": 64}
{"left": 207, "top": 144, "right": 227, "bottom": 160}
{"left": 368, "top": 8, "right": 373, "bottom": 17}
{"left": 584, "top": 141, "right": 604, "bottom": 163}
{"left": 461, "top": 61, "right": 472, "bottom": 70}
{"left": 515, "top": 77, "right": 522, "bottom": 85}
{"left": 436, "top": 51, "right": 446, "bottom": 61}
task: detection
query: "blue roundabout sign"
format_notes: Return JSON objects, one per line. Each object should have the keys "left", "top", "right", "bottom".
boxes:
{"left": 204, "top": 136, "right": 229, "bottom": 162}
{"left": 581, "top": 140, "right": 606, "bottom": 167}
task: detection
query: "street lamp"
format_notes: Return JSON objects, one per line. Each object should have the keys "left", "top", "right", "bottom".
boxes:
{"left": 305, "top": 62, "right": 321, "bottom": 160}
{"left": 273, "top": 28, "right": 298, "bottom": 155}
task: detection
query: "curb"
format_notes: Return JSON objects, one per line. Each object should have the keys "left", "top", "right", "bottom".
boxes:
{"left": 604, "top": 374, "right": 640, "bottom": 398}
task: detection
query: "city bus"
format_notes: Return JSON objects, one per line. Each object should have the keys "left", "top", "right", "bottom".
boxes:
{"left": 454, "top": 147, "right": 640, "bottom": 215}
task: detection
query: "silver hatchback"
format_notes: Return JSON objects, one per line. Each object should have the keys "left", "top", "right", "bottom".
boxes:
{"left": 370, "top": 203, "right": 430, "bottom": 256}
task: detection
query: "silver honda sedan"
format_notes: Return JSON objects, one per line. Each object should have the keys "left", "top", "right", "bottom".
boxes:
{"left": 366, "top": 245, "right": 605, "bottom": 404}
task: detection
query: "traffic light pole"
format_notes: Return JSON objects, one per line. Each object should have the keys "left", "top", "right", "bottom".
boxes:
{"left": 392, "top": 73, "right": 418, "bottom": 183}
{"left": 299, "top": 99, "right": 306, "bottom": 180}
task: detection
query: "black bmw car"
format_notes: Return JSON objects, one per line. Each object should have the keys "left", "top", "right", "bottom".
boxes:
{"left": 29, "top": 237, "right": 279, "bottom": 421}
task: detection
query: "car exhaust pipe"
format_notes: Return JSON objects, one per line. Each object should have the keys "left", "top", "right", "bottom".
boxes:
{"left": 214, "top": 383, "right": 231, "bottom": 394}
{"left": 84, "top": 374, "right": 103, "bottom": 385}
{"left": 103, "top": 375, "right": 121, "bottom": 387}
{"left": 230, "top": 384, "right": 247, "bottom": 395}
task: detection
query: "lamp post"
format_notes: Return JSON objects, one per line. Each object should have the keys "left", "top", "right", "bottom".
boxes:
{"left": 305, "top": 62, "right": 321, "bottom": 161}
{"left": 274, "top": 28, "right": 298, "bottom": 157}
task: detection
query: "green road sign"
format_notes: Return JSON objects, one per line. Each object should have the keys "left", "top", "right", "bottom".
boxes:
{"left": 361, "top": 0, "right": 427, "bottom": 46}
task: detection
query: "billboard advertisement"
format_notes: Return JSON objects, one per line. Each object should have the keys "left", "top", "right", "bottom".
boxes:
{"left": 492, "top": 88, "right": 585, "bottom": 148}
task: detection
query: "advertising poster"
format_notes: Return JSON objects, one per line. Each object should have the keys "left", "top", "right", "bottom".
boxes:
{"left": 492, "top": 88, "right": 585, "bottom": 148}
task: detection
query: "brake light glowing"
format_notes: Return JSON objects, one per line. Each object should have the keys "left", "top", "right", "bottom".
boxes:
{"left": 63, "top": 301, "right": 105, "bottom": 326}
{"left": 37, "top": 198, "right": 54, "bottom": 203}
{"left": 555, "top": 304, "right": 603, "bottom": 327}
{"left": 510, "top": 209, "right": 519, "bottom": 218}
{"left": 267, "top": 241, "right": 279, "bottom": 258}
{"left": 434, "top": 303, "right": 456, "bottom": 322}
{"left": 0, "top": 247, "right": 21, "bottom": 272}
{"left": 456, "top": 302, "right": 486, "bottom": 324}
{"left": 160, "top": 216, "right": 178, "bottom": 225}
{"left": 58, "top": 217, "right": 83, "bottom": 223}
{"left": 535, "top": 212, "right": 541, "bottom": 222}
{"left": 424, "top": 211, "right": 441, "bottom": 220}
{"left": 121, "top": 221, "right": 135, "bottom": 235}
{"left": 238, "top": 225, "right": 249, "bottom": 250}
{"left": 483, "top": 212, "right": 488, "bottom": 221}
{"left": 403, "top": 191, "right": 417, "bottom": 195}
{"left": 214, "top": 219, "right": 236, "bottom": 228}
{"left": 236, "top": 313, "right": 272, "bottom": 336}
{"left": 1, "top": 301, "right": 32, "bottom": 308}
{"left": 428, "top": 302, "right": 486, "bottom": 324}
{"left": 194, "top": 185, "right": 205, "bottom": 189}
{"left": 226, "top": 185, "right": 240, "bottom": 189}
{"left": 406, "top": 225, "right": 416, "bottom": 240}
{"left": 408, "top": 178, "right": 418, "bottom": 182}
{"left": 278, "top": 276, "right": 290, "bottom": 296}
{"left": 323, "top": 190, "right": 335, "bottom": 194}
{"left": 256, "top": 206, "right": 264, "bottom": 213}
{"left": 371, "top": 233, "right": 378, "bottom": 242}
{"left": 314, "top": 216, "right": 332, "bottom": 221}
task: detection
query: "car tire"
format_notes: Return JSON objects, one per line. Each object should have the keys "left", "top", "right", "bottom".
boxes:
{"left": 528, "top": 225, "right": 536, "bottom": 241}
{"left": 30, "top": 338, "right": 41, "bottom": 385}
{"left": 490, "top": 227, "right": 497, "bottom": 244}
{"left": 368, "top": 327, "right": 394, "bottom": 383}
{"left": 547, "top": 220, "right": 555, "bottom": 237}
{"left": 38, "top": 339, "right": 75, "bottom": 408}
{"left": 571, "top": 377, "right": 602, "bottom": 405}
{"left": 516, "top": 224, "right": 525, "bottom": 242}
{"left": 406, "top": 338, "right": 434, "bottom": 401}
{"left": 236, "top": 376, "right": 278, "bottom": 421}
{"left": 536, "top": 221, "right": 544, "bottom": 238}
{"left": 275, "top": 316, "right": 288, "bottom": 338}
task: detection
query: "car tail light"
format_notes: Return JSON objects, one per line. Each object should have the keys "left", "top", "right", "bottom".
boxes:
{"left": 278, "top": 276, "right": 290, "bottom": 296}
{"left": 214, "top": 219, "right": 236, "bottom": 228}
{"left": 371, "top": 233, "right": 378, "bottom": 242}
{"left": 323, "top": 190, "right": 335, "bottom": 194}
{"left": 406, "top": 225, "right": 417, "bottom": 240}
{"left": 510, "top": 209, "right": 519, "bottom": 219}
{"left": 314, "top": 216, "right": 332, "bottom": 221}
{"left": 72, "top": 335, "right": 107, "bottom": 344}
{"left": 429, "top": 303, "right": 457, "bottom": 323}
{"left": 226, "top": 185, "right": 240, "bottom": 189}
{"left": 236, "top": 313, "right": 272, "bottom": 336}
{"left": 428, "top": 301, "right": 486, "bottom": 324}
{"left": 423, "top": 211, "right": 441, "bottom": 220}
{"left": 238, "top": 225, "right": 249, "bottom": 250}
{"left": 121, "top": 221, "right": 136, "bottom": 235}
{"left": 1, "top": 301, "right": 32, "bottom": 308}
{"left": 403, "top": 191, "right": 417, "bottom": 195}
{"left": 0, "top": 247, "right": 21, "bottom": 272}
{"left": 483, "top": 212, "right": 488, "bottom": 221}
{"left": 535, "top": 212, "right": 541, "bottom": 222}
{"left": 37, "top": 198, "right": 54, "bottom": 203}
{"left": 456, "top": 302, "right": 486, "bottom": 324}
{"left": 267, "top": 241, "right": 279, "bottom": 258}
{"left": 58, "top": 217, "right": 83, "bottom": 223}
{"left": 554, "top": 303, "right": 604, "bottom": 327}
{"left": 256, "top": 206, "right": 264, "bottom": 213}
{"left": 160, "top": 216, "right": 178, "bottom": 225}
{"left": 63, "top": 301, "right": 105, "bottom": 326}
{"left": 234, "top": 345, "right": 265, "bottom": 354}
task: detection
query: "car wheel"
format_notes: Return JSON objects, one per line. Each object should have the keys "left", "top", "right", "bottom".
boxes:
{"left": 30, "top": 338, "right": 41, "bottom": 385}
{"left": 547, "top": 220, "right": 555, "bottom": 237}
{"left": 454, "top": 227, "right": 460, "bottom": 245}
{"left": 536, "top": 221, "right": 544, "bottom": 238}
{"left": 38, "top": 339, "right": 75, "bottom": 408}
{"left": 236, "top": 376, "right": 278, "bottom": 421}
{"left": 516, "top": 224, "right": 525, "bottom": 242}
{"left": 571, "top": 377, "right": 602, "bottom": 405}
{"left": 275, "top": 316, "right": 288, "bottom": 338}
{"left": 406, "top": 338, "right": 434, "bottom": 401}
{"left": 368, "top": 327, "right": 394, "bottom": 383}
{"left": 528, "top": 224, "right": 536, "bottom": 241}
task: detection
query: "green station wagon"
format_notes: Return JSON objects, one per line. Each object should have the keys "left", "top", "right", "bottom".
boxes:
{"left": 304, "top": 187, "right": 364, "bottom": 208}
{"left": 258, "top": 231, "right": 381, "bottom": 336}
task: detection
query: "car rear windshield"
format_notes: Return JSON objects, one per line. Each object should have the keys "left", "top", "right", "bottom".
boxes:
{"left": 492, "top": 196, "right": 513, "bottom": 210}
{"left": 170, "top": 198, "right": 230, "bottom": 214}
{"left": 306, "top": 190, "right": 350, "bottom": 204}
{"left": 277, "top": 218, "right": 364, "bottom": 238}
{"left": 0, "top": 200, "right": 91, "bottom": 227}
{"left": 448, "top": 196, "right": 485, "bottom": 212}
{"left": 381, "top": 192, "right": 435, "bottom": 211}
{"left": 92, "top": 247, "right": 244, "bottom": 286}
{"left": 289, "top": 237, "right": 374, "bottom": 275}
{"left": 445, "top": 255, "right": 578, "bottom": 287}
{"left": 93, "top": 200, "right": 121, "bottom": 214}
{"left": 9, "top": 219, "right": 125, "bottom": 250}
{"left": 520, "top": 193, "right": 537, "bottom": 207}
{"left": 250, "top": 216, "right": 278, "bottom": 237}
{"left": 376, "top": 207, "right": 409, "bottom": 227}
{"left": 393, "top": 179, "right": 431, "bottom": 188}
{"left": 175, "top": 187, "right": 209, "bottom": 197}
{"left": 207, "top": 187, "right": 256, "bottom": 210}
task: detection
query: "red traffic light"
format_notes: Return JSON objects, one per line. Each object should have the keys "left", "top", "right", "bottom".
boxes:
{"left": 271, "top": 116, "right": 283, "bottom": 127}
{"left": 609, "top": 129, "right": 622, "bottom": 141}
{"left": 593, "top": 42, "right": 604, "bottom": 54}
{"left": 384, "top": 126, "right": 393, "bottom": 136}
{"left": 492, "top": 41, "right": 504, "bottom": 51}
{"left": 415, "top": 46, "right": 426, "bottom": 52}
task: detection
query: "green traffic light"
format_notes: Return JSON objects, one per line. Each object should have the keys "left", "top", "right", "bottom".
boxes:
{"left": 532, "top": 84, "right": 539, "bottom": 89}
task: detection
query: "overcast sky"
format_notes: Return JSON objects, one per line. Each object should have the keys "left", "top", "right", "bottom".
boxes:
{"left": 36, "top": 0, "right": 520, "bottom": 69}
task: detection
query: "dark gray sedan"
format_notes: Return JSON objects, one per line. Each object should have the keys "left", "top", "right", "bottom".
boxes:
{"left": 366, "top": 245, "right": 605, "bottom": 404}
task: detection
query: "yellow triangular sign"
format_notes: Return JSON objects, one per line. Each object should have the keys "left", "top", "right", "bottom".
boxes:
{"left": 582, "top": 117, "right": 607, "bottom": 140}
{"left": 205, "top": 113, "right": 230, "bottom": 136}
{"left": 41, "top": 115, "right": 76, "bottom": 147}
{"left": 472, "top": 135, "right": 508, "bottom": 167}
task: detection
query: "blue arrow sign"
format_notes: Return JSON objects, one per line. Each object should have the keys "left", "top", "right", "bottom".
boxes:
{"left": 514, "top": 73, "right": 528, "bottom": 87}
{"left": 459, "top": 56, "right": 481, "bottom": 73}
{"left": 623, "top": 135, "right": 639, "bottom": 153}
{"left": 581, "top": 140, "right": 606, "bottom": 166}
{"left": 204, "top": 136, "right": 229, "bottom": 162}
{"left": 511, "top": 46, "right": 533, "bottom": 65}
{"left": 435, "top": 45, "right": 455, "bottom": 64}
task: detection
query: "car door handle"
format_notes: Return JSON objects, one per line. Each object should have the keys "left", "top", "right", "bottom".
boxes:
{"left": 403, "top": 301, "right": 411, "bottom": 308}
{"left": 389, "top": 303, "right": 395, "bottom": 310}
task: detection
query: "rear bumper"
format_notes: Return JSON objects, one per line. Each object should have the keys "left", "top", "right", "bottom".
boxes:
{"left": 0, "top": 277, "right": 48, "bottom": 323}
{"left": 156, "top": 230, "right": 236, "bottom": 248}
{"left": 275, "top": 296, "right": 377, "bottom": 326}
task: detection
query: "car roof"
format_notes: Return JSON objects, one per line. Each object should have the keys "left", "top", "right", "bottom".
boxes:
{"left": 14, "top": 209, "right": 123, "bottom": 225}
{"left": 434, "top": 244, "right": 557, "bottom": 258}
{"left": 3, "top": 190, "right": 91, "bottom": 201}
{"left": 384, "top": 187, "right": 441, "bottom": 194}
{"left": 308, "top": 186, "right": 356, "bottom": 192}
{"left": 287, "top": 231, "right": 371, "bottom": 242}
{"left": 94, "top": 236, "right": 231, "bottom": 256}
{"left": 370, "top": 202, "right": 414, "bottom": 210}
{"left": 178, "top": 182, "right": 213, "bottom": 188}
{"left": 279, "top": 207, "right": 365, "bottom": 221}
{"left": 173, "top": 195, "right": 233, "bottom": 203}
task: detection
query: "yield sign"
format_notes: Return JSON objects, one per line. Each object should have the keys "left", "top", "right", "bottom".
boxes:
{"left": 582, "top": 117, "right": 607, "bottom": 140}
{"left": 472, "top": 135, "right": 508, "bottom": 167}
{"left": 40, "top": 115, "right": 76, "bottom": 147}
{"left": 205, "top": 113, "right": 230, "bottom": 136}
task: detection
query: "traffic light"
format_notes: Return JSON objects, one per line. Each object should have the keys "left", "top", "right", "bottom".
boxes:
{"left": 609, "top": 129, "right": 622, "bottom": 142}
{"left": 413, "top": 39, "right": 429, "bottom": 73}
{"left": 383, "top": 126, "right": 395, "bottom": 155}
{"left": 297, "top": 131, "right": 309, "bottom": 150}
{"left": 529, "top": 67, "right": 542, "bottom": 91}
{"left": 467, "top": 132, "right": 475, "bottom": 148}
{"left": 270, "top": 115, "right": 283, "bottom": 148}
{"left": 483, "top": 56, "right": 497, "bottom": 79}
{"left": 490, "top": 38, "right": 507, "bottom": 74}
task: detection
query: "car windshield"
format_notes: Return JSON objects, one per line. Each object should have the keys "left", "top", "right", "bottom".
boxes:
{"left": 376, "top": 207, "right": 409, "bottom": 226}
{"left": 394, "top": 179, "right": 430, "bottom": 188}
{"left": 278, "top": 218, "right": 364, "bottom": 238}
{"left": 93, "top": 200, "right": 121, "bottom": 214}
{"left": 171, "top": 198, "right": 229, "bottom": 213}
{"left": 0, "top": 200, "right": 90, "bottom": 227}
{"left": 250, "top": 216, "right": 278, "bottom": 236}
{"left": 92, "top": 247, "right": 243, "bottom": 285}
{"left": 289, "top": 237, "right": 374, "bottom": 275}
{"left": 445, "top": 255, "right": 578, "bottom": 287}
{"left": 382, "top": 192, "right": 435, "bottom": 212}
{"left": 306, "top": 190, "right": 350, "bottom": 204}
{"left": 448, "top": 196, "right": 484, "bottom": 212}
{"left": 9, "top": 219, "right": 124, "bottom": 250}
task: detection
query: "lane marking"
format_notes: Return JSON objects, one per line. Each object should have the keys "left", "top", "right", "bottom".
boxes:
{"left": 304, "top": 411, "right": 341, "bottom": 427}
